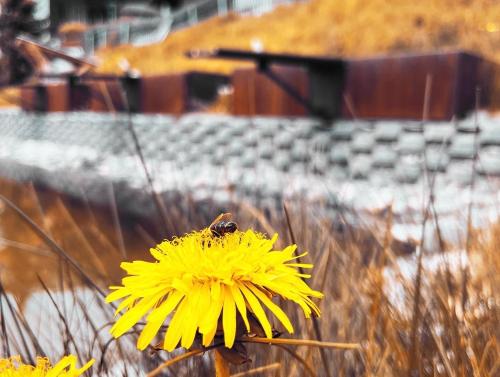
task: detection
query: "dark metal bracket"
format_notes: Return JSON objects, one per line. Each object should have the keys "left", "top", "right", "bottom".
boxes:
{"left": 256, "top": 59, "right": 320, "bottom": 116}
{"left": 187, "top": 48, "right": 346, "bottom": 119}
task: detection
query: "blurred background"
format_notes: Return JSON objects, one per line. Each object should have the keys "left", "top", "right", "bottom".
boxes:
{"left": 0, "top": 0, "right": 499, "bottom": 376}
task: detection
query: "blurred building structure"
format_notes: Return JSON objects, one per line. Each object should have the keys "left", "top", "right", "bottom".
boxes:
{"left": 28, "top": 0, "right": 177, "bottom": 53}
{"left": 37, "top": 0, "right": 176, "bottom": 31}
{"left": 29, "top": 0, "right": 297, "bottom": 53}
{"left": 48, "top": 0, "right": 117, "bottom": 28}
{"left": 19, "top": 50, "right": 500, "bottom": 121}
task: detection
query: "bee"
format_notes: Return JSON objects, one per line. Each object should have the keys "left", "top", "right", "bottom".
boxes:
{"left": 209, "top": 213, "right": 238, "bottom": 238}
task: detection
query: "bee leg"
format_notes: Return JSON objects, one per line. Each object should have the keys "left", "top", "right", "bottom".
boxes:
{"left": 272, "top": 329, "right": 282, "bottom": 338}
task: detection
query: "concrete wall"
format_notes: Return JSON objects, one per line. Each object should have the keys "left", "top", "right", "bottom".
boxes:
{"left": 0, "top": 110, "right": 499, "bottom": 245}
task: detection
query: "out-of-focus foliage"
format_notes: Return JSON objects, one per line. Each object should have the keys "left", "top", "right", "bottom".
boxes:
{"left": 97, "top": 0, "right": 500, "bottom": 75}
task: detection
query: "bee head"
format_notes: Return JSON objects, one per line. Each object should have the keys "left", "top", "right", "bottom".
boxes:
{"left": 225, "top": 222, "right": 238, "bottom": 233}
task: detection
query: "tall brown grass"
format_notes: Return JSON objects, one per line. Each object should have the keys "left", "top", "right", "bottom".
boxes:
{"left": 0, "top": 175, "right": 498, "bottom": 376}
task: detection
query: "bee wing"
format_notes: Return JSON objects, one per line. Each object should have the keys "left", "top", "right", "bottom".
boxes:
{"left": 209, "top": 212, "right": 233, "bottom": 229}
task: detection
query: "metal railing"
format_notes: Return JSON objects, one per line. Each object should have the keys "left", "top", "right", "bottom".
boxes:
{"left": 83, "top": 17, "right": 171, "bottom": 53}
{"left": 83, "top": 0, "right": 299, "bottom": 53}
{"left": 171, "top": 0, "right": 297, "bottom": 28}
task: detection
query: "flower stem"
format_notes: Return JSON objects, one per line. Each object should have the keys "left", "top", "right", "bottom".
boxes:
{"left": 214, "top": 349, "right": 230, "bottom": 377}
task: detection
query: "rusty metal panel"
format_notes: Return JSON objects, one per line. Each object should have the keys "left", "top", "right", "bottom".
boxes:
{"left": 455, "top": 53, "right": 499, "bottom": 113}
{"left": 20, "top": 83, "right": 69, "bottom": 112}
{"left": 20, "top": 86, "right": 38, "bottom": 111}
{"left": 256, "top": 65, "right": 309, "bottom": 116}
{"left": 140, "top": 74, "right": 187, "bottom": 115}
{"left": 22, "top": 74, "right": 192, "bottom": 115}
{"left": 65, "top": 80, "right": 126, "bottom": 112}
{"left": 342, "top": 51, "right": 498, "bottom": 120}
{"left": 45, "top": 83, "right": 69, "bottom": 111}
{"left": 232, "top": 65, "right": 309, "bottom": 116}
{"left": 86, "top": 81, "right": 126, "bottom": 112}
{"left": 69, "top": 83, "right": 92, "bottom": 111}
{"left": 232, "top": 68, "right": 256, "bottom": 115}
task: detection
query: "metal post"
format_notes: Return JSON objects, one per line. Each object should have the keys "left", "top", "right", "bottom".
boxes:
{"left": 84, "top": 31, "right": 94, "bottom": 55}
{"left": 217, "top": 0, "right": 228, "bottom": 15}
{"left": 120, "top": 23, "right": 131, "bottom": 44}
{"left": 188, "top": 6, "right": 198, "bottom": 25}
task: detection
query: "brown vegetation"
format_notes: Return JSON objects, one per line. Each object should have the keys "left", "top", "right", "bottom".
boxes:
{"left": 0, "top": 175, "right": 498, "bottom": 376}
{"left": 97, "top": 0, "right": 500, "bottom": 75}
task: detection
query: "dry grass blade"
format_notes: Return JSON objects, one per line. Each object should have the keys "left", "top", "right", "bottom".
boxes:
{"left": 428, "top": 315, "right": 456, "bottom": 377}
{"left": 107, "top": 182, "right": 127, "bottom": 259}
{"left": 0, "top": 236, "right": 52, "bottom": 257}
{"left": 462, "top": 87, "right": 482, "bottom": 313}
{"left": 0, "top": 155, "right": 498, "bottom": 377}
{"left": 0, "top": 287, "right": 11, "bottom": 356}
{"left": 0, "top": 193, "right": 108, "bottom": 300}
{"left": 275, "top": 345, "right": 316, "bottom": 377}
{"left": 36, "top": 276, "right": 84, "bottom": 366}
{"left": 54, "top": 199, "right": 108, "bottom": 277}
{"left": 409, "top": 74, "right": 434, "bottom": 376}
{"left": 241, "top": 336, "right": 360, "bottom": 350}
{"left": 215, "top": 349, "right": 231, "bottom": 377}
{"left": 240, "top": 201, "right": 276, "bottom": 236}
{"left": 283, "top": 203, "right": 332, "bottom": 376}
{"left": 231, "top": 362, "right": 281, "bottom": 376}
{"left": 125, "top": 112, "right": 171, "bottom": 234}
{"left": 0, "top": 280, "right": 42, "bottom": 363}
{"left": 480, "top": 339, "right": 499, "bottom": 375}
{"left": 147, "top": 344, "right": 223, "bottom": 377}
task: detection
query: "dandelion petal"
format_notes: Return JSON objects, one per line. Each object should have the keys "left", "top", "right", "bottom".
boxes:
{"left": 223, "top": 286, "right": 237, "bottom": 348}
{"left": 231, "top": 284, "right": 250, "bottom": 331}
{"left": 248, "top": 285, "right": 294, "bottom": 333}
{"left": 111, "top": 294, "right": 159, "bottom": 338}
{"left": 164, "top": 298, "right": 187, "bottom": 351}
{"left": 240, "top": 284, "right": 272, "bottom": 338}
{"left": 137, "top": 291, "right": 184, "bottom": 350}
{"left": 181, "top": 286, "right": 203, "bottom": 349}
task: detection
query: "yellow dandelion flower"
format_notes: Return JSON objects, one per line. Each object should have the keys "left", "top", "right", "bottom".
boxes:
{"left": 106, "top": 229, "right": 323, "bottom": 352}
{"left": 0, "top": 355, "right": 94, "bottom": 376}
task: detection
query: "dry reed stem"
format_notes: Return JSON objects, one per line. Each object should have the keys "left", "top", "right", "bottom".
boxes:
{"left": 462, "top": 87, "right": 482, "bottom": 314}
{"left": 146, "top": 348, "right": 207, "bottom": 377}
{"left": 242, "top": 337, "right": 360, "bottom": 350}
{"left": 408, "top": 73, "right": 433, "bottom": 375}
{"left": 0, "top": 193, "right": 108, "bottom": 300}
{"left": 275, "top": 344, "right": 317, "bottom": 377}
{"left": 125, "top": 111, "right": 171, "bottom": 233}
{"left": 215, "top": 349, "right": 231, "bottom": 377}
{"left": 230, "top": 362, "right": 281, "bottom": 377}
{"left": 240, "top": 200, "right": 276, "bottom": 236}
{"left": 107, "top": 182, "right": 127, "bottom": 259}
{"left": 146, "top": 337, "right": 357, "bottom": 377}
{"left": 55, "top": 199, "right": 108, "bottom": 277}
{"left": 283, "top": 203, "right": 331, "bottom": 377}
{"left": 0, "top": 176, "right": 498, "bottom": 375}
